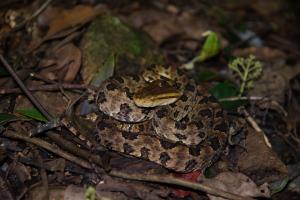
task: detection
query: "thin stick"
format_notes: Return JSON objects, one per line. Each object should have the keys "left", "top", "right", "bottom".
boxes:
{"left": 109, "top": 170, "right": 255, "bottom": 200}
{"left": 239, "top": 107, "right": 272, "bottom": 148}
{"left": 219, "top": 96, "right": 287, "bottom": 116}
{"left": 0, "top": 83, "right": 87, "bottom": 94}
{"left": 3, "top": 130, "right": 253, "bottom": 200}
{"left": 3, "top": 130, "right": 92, "bottom": 169}
{"left": 0, "top": 54, "right": 52, "bottom": 120}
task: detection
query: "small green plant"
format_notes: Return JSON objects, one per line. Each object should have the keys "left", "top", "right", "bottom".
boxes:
{"left": 85, "top": 186, "right": 96, "bottom": 200}
{"left": 229, "top": 55, "right": 262, "bottom": 96}
{"left": 183, "top": 31, "right": 221, "bottom": 70}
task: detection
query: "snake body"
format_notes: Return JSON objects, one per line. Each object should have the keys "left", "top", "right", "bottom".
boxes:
{"left": 95, "top": 65, "right": 229, "bottom": 172}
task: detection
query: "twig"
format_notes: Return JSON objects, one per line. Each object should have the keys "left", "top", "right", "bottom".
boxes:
{"left": 219, "top": 96, "right": 287, "bottom": 116}
{"left": 13, "top": 0, "right": 53, "bottom": 31}
{"left": 2, "top": 130, "right": 92, "bottom": 169}
{"left": 109, "top": 170, "right": 255, "bottom": 200}
{"left": 239, "top": 107, "right": 272, "bottom": 148}
{"left": 0, "top": 54, "right": 52, "bottom": 120}
{"left": 0, "top": 83, "right": 87, "bottom": 94}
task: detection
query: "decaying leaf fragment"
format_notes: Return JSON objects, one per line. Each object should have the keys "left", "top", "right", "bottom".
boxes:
{"left": 38, "top": 43, "right": 81, "bottom": 82}
{"left": 203, "top": 172, "right": 270, "bottom": 200}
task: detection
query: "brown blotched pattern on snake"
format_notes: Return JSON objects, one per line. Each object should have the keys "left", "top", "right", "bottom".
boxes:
{"left": 96, "top": 65, "right": 229, "bottom": 172}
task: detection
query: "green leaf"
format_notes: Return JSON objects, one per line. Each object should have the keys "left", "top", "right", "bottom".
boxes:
{"left": 91, "top": 53, "right": 116, "bottom": 87}
{"left": 270, "top": 177, "right": 289, "bottom": 195}
{"left": 85, "top": 186, "right": 96, "bottom": 200}
{"left": 210, "top": 82, "right": 246, "bottom": 110}
{"left": 197, "top": 69, "right": 217, "bottom": 82}
{"left": 198, "top": 31, "right": 221, "bottom": 62}
{"left": 0, "top": 113, "right": 19, "bottom": 125}
{"left": 16, "top": 108, "right": 48, "bottom": 122}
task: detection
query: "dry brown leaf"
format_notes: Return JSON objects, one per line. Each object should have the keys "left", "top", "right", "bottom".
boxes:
{"left": 44, "top": 5, "right": 102, "bottom": 40}
{"left": 96, "top": 175, "right": 169, "bottom": 200}
{"left": 39, "top": 43, "right": 81, "bottom": 82}
{"left": 237, "top": 127, "right": 288, "bottom": 184}
{"left": 203, "top": 172, "right": 270, "bottom": 200}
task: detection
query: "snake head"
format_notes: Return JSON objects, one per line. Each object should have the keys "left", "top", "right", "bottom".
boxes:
{"left": 133, "top": 80, "right": 182, "bottom": 107}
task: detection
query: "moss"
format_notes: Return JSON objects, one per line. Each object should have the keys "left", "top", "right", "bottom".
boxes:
{"left": 81, "top": 15, "right": 163, "bottom": 85}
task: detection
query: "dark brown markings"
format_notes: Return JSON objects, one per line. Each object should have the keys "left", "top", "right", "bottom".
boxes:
{"left": 138, "top": 124, "right": 144, "bottom": 131}
{"left": 132, "top": 75, "right": 140, "bottom": 82}
{"left": 198, "top": 109, "right": 213, "bottom": 118}
{"left": 185, "top": 159, "right": 197, "bottom": 171}
{"left": 175, "top": 121, "right": 187, "bottom": 130}
{"left": 209, "top": 137, "right": 221, "bottom": 150}
{"left": 97, "top": 121, "right": 111, "bottom": 130}
{"left": 174, "top": 133, "right": 187, "bottom": 140}
{"left": 207, "top": 95, "right": 218, "bottom": 103}
{"left": 152, "top": 119, "right": 158, "bottom": 127}
{"left": 140, "top": 147, "right": 150, "bottom": 159}
{"left": 189, "top": 144, "right": 201, "bottom": 156}
{"left": 169, "top": 103, "right": 177, "bottom": 108}
{"left": 141, "top": 108, "right": 151, "bottom": 114}
{"left": 196, "top": 91, "right": 203, "bottom": 97}
{"left": 215, "top": 110, "right": 224, "bottom": 118}
{"left": 115, "top": 76, "right": 124, "bottom": 83}
{"left": 159, "top": 152, "right": 171, "bottom": 165}
{"left": 106, "top": 82, "right": 118, "bottom": 90}
{"left": 125, "top": 89, "right": 134, "bottom": 99}
{"left": 198, "top": 96, "right": 209, "bottom": 104}
{"left": 185, "top": 83, "right": 195, "bottom": 92}
{"left": 197, "top": 131, "right": 206, "bottom": 139}
{"left": 196, "top": 121, "right": 204, "bottom": 129}
{"left": 123, "top": 143, "right": 134, "bottom": 154}
{"left": 177, "top": 69, "right": 184, "bottom": 76}
{"left": 173, "top": 110, "right": 179, "bottom": 118}
{"left": 184, "top": 105, "right": 189, "bottom": 111}
{"left": 180, "top": 94, "right": 188, "bottom": 102}
{"left": 120, "top": 103, "right": 133, "bottom": 115}
{"left": 121, "top": 132, "right": 138, "bottom": 140}
{"left": 160, "top": 140, "right": 177, "bottom": 149}
{"left": 156, "top": 108, "right": 168, "bottom": 118}
{"left": 104, "top": 140, "right": 113, "bottom": 149}
{"left": 97, "top": 92, "right": 107, "bottom": 103}
{"left": 214, "top": 121, "right": 229, "bottom": 132}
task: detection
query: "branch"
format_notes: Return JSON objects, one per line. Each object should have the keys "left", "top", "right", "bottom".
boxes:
{"left": 109, "top": 170, "right": 255, "bottom": 200}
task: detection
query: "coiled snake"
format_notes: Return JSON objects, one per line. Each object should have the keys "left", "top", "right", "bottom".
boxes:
{"left": 95, "top": 65, "right": 229, "bottom": 172}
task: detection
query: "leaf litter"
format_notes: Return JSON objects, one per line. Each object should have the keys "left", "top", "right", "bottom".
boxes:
{"left": 0, "top": 1, "right": 299, "bottom": 200}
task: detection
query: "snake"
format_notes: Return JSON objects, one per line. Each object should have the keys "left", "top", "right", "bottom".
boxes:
{"left": 95, "top": 65, "right": 229, "bottom": 173}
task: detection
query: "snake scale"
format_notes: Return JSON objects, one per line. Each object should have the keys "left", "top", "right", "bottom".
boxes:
{"left": 95, "top": 65, "right": 229, "bottom": 172}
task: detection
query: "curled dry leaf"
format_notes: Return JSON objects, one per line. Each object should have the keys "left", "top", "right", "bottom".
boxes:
{"left": 44, "top": 5, "right": 104, "bottom": 40}
{"left": 203, "top": 172, "right": 270, "bottom": 200}
{"left": 39, "top": 43, "right": 81, "bottom": 82}
{"left": 96, "top": 175, "right": 169, "bottom": 200}
{"left": 237, "top": 127, "right": 288, "bottom": 184}
{"left": 31, "top": 5, "right": 106, "bottom": 50}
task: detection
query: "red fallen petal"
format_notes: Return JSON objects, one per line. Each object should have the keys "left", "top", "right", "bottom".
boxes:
{"left": 172, "top": 170, "right": 202, "bottom": 198}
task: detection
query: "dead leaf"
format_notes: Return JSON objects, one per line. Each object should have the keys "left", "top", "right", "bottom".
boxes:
{"left": 44, "top": 158, "right": 66, "bottom": 172}
{"left": 5, "top": 162, "right": 32, "bottom": 198}
{"left": 30, "top": 5, "right": 107, "bottom": 50}
{"left": 237, "top": 127, "right": 288, "bottom": 184}
{"left": 39, "top": 43, "right": 81, "bottom": 82}
{"left": 44, "top": 5, "right": 103, "bottom": 40}
{"left": 96, "top": 175, "right": 169, "bottom": 200}
{"left": 203, "top": 172, "right": 270, "bottom": 200}
{"left": 121, "top": 8, "right": 210, "bottom": 43}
